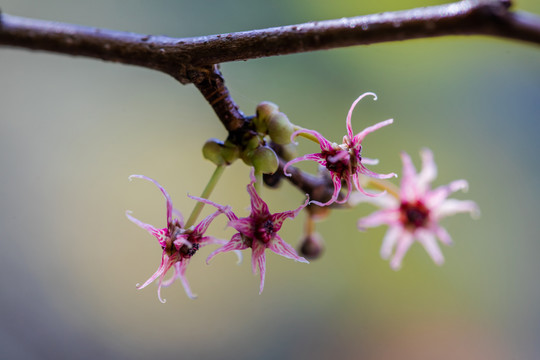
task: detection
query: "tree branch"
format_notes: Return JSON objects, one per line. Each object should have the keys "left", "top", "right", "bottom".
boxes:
{"left": 1, "top": 1, "right": 539, "bottom": 84}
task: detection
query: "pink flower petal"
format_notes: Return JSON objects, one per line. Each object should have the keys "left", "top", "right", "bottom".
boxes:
{"left": 399, "top": 151, "right": 419, "bottom": 202}
{"left": 247, "top": 172, "right": 270, "bottom": 218}
{"left": 416, "top": 229, "right": 445, "bottom": 265}
{"left": 257, "top": 251, "right": 267, "bottom": 295}
{"left": 380, "top": 226, "right": 402, "bottom": 260}
{"left": 426, "top": 180, "right": 469, "bottom": 207}
{"left": 188, "top": 195, "right": 238, "bottom": 221}
{"left": 206, "top": 233, "right": 248, "bottom": 264}
{"left": 193, "top": 208, "right": 226, "bottom": 236}
{"left": 434, "top": 199, "right": 480, "bottom": 219}
{"left": 390, "top": 231, "right": 414, "bottom": 270}
{"left": 270, "top": 196, "right": 309, "bottom": 232}
{"left": 346, "top": 92, "right": 377, "bottom": 140}
{"left": 125, "top": 210, "right": 167, "bottom": 246}
{"left": 268, "top": 235, "right": 309, "bottom": 263}
{"left": 251, "top": 240, "right": 267, "bottom": 294}
{"left": 229, "top": 218, "right": 256, "bottom": 239}
{"left": 362, "top": 157, "right": 379, "bottom": 165}
{"left": 291, "top": 128, "right": 334, "bottom": 152}
{"left": 417, "top": 148, "right": 437, "bottom": 194}
{"left": 309, "top": 172, "right": 342, "bottom": 207}
{"left": 434, "top": 225, "right": 453, "bottom": 246}
{"left": 352, "top": 118, "right": 393, "bottom": 145}
{"left": 283, "top": 153, "right": 326, "bottom": 177}
{"left": 358, "top": 208, "right": 400, "bottom": 230}
{"left": 129, "top": 174, "right": 174, "bottom": 227}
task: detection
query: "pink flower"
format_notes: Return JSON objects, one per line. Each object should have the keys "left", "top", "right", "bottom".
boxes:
{"left": 284, "top": 92, "right": 397, "bottom": 206}
{"left": 196, "top": 170, "right": 309, "bottom": 294}
{"left": 126, "top": 175, "right": 229, "bottom": 301}
{"left": 356, "top": 149, "right": 479, "bottom": 270}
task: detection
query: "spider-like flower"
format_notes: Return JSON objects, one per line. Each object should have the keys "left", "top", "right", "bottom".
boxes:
{"left": 283, "top": 92, "right": 397, "bottom": 206}
{"left": 196, "top": 170, "right": 309, "bottom": 294}
{"left": 126, "top": 175, "right": 230, "bottom": 301}
{"left": 356, "top": 149, "right": 479, "bottom": 270}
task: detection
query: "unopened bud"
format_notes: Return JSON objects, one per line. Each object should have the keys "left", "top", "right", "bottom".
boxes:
{"left": 268, "top": 112, "right": 294, "bottom": 145}
{"left": 299, "top": 232, "right": 324, "bottom": 260}
{"left": 202, "top": 138, "right": 225, "bottom": 166}
{"left": 221, "top": 141, "right": 240, "bottom": 164}
{"left": 254, "top": 101, "right": 279, "bottom": 133}
{"left": 251, "top": 146, "right": 278, "bottom": 174}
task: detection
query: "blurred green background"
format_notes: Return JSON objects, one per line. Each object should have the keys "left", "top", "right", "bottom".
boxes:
{"left": 1, "top": 0, "right": 539, "bottom": 359}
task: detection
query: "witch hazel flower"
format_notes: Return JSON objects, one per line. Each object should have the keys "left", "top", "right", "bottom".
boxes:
{"left": 356, "top": 149, "right": 479, "bottom": 270}
{"left": 283, "top": 92, "right": 397, "bottom": 206}
{"left": 195, "top": 170, "right": 309, "bottom": 294}
{"left": 126, "top": 175, "right": 231, "bottom": 301}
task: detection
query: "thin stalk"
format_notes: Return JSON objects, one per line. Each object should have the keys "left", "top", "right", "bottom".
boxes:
{"left": 185, "top": 165, "right": 226, "bottom": 228}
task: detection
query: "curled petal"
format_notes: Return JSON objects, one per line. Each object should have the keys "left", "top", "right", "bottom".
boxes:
{"left": 359, "top": 164, "right": 397, "bottom": 180}
{"left": 283, "top": 153, "right": 326, "bottom": 177}
{"left": 177, "top": 259, "right": 197, "bottom": 299}
{"left": 352, "top": 172, "right": 389, "bottom": 198}
{"left": 291, "top": 128, "right": 334, "bottom": 152}
{"left": 346, "top": 92, "right": 377, "bottom": 140}
{"left": 206, "top": 233, "right": 248, "bottom": 264}
{"left": 335, "top": 175, "right": 353, "bottom": 204}
{"left": 268, "top": 235, "right": 309, "bottom": 263}
{"left": 129, "top": 174, "right": 173, "bottom": 227}
{"left": 309, "top": 172, "right": 342, "bottom": 207}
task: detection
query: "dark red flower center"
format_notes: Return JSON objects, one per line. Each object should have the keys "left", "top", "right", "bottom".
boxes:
{"left": 400, "top": 200, "right": 430, "bottom": 229}
{"left": 255, "top": 218, "right": 275, "bottom": 243}
{"left": 323, "top": 148, "right": 360, "bottom": 176}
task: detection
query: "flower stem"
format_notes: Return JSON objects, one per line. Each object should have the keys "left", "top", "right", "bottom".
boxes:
{"left": 253, "top": 169, "right": 263, "bottom": 193}
{"left": 292, "top": 126, "right": 320, "bottom": 144}
{"left": 185, "top": 165, "right": 226, "bottom": 228}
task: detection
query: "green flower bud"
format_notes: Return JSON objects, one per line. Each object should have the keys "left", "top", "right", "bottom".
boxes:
{"left": 241, "top": 149, "right": 255, "bottom": 166}
{"left": 245, "top": 133, "right": 261, "bottom": 151}
{"left": 268, "top": 112, "right": 294, "bottom": 145}
{"left": 254, "top": 101, "right": 279, "bottom": 133}
{"left": 221, "top": 140, "right": 240, "bottom": 164}
{"left": 251, "top": 146, "right": 279, "bottom": 174}
{"left": 202, "top": 138, "right": 225, "bottom": 166}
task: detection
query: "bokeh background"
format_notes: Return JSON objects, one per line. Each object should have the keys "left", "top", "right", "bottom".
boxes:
{"left": 1, "top": 0, "right": 539, "bottom": 359}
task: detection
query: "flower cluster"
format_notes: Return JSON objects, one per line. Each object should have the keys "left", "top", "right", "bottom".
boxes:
{"left": 127, "top": 92, "right": 479, "bottom": 300}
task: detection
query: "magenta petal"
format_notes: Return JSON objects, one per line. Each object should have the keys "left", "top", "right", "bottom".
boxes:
{"left": 309, "top": 172, "right": 342, "bottom": 207}
{"left": 126, "top": 211, "right": 167, "bottom": 246}
{"left": 352, "top": 118, "right": 393, "bottom": 145}
{"left": 129, "top": 175, "right": 173, "bottom": 227}
{"left": 229, "top": 218, "right": 255, "bottom": 238}
{"left": 416, "top": 229, "right": 444, "bottom": 265}
{"left": 292, "top": 128, "right": 334, "bottom": 152}
{"left": 177, "top": 259, "right": 197, "bottom": 299}
{"left": 389, "top": 231, "right": 414, "bottom": 271}
{"left": 270, "top": 196, "right": 309, "bottom": 232}
{"left": 346, "top": 92, "right": 377, "bottom": 139}
{"left": 161, "top": 262, "right": 180, "bottom": 288}
{"left": 358, "top": 209, "right": 399, "bottom": 230}
{"left": 257, "top": 251, "right": 267, "bottom": 295}
{"left": 380, "top": 226, "right": 401, "bottom": 260}
{"left": 206, "top": 233, "right": 248, "bottom": 264}
{"left": 283, "top": 153, "right": 326, "bottom": 176}
{"left": 269, "top": 235, "right": 309, "bottom": 263}
{"left": 335, "top": 176, "right": 353, "bottom": 204}
{"left": 193, "top": 208, "right": 225, "bottom": 236}
{"left": 189, "top": 194, "right": 238, "bottom": 221}
{"left": 246, "top": 176, "right": 270, "bottom": 218}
